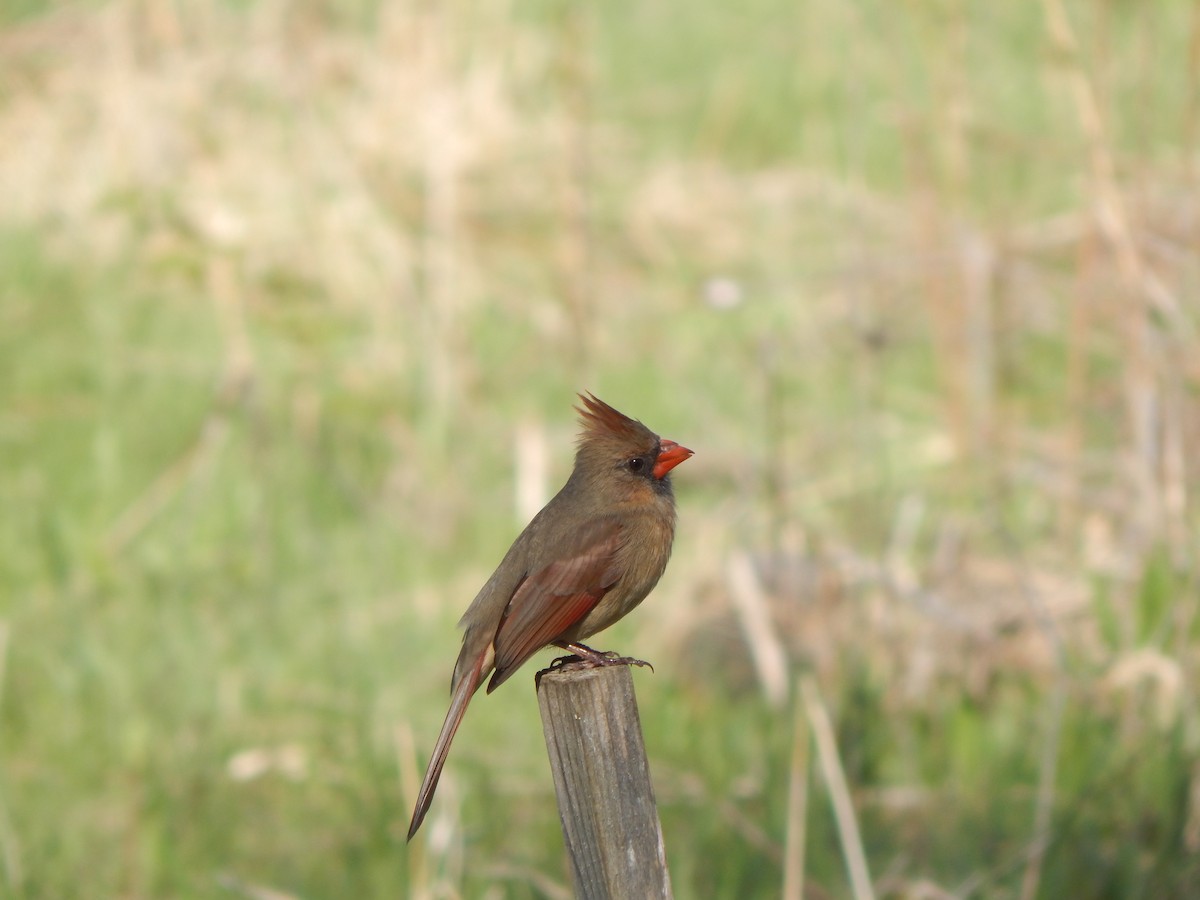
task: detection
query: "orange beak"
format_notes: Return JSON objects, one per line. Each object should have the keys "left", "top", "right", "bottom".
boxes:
{"left": 652, "top": 439, "right": 694, "bottom": 479}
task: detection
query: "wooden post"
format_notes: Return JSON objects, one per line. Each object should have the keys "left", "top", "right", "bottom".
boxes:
{"left": 536, "top": 664, "right": 673, "bottom": 899}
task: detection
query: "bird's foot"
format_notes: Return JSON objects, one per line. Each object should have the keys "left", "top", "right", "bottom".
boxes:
{"left": 544, "top": 641, "right": 654, "bottom": 674}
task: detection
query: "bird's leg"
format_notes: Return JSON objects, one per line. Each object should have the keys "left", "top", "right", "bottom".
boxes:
{"left": 545, "top": 641, "right": 654, "bottom": 673}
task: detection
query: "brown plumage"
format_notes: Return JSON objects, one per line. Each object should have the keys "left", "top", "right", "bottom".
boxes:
{"left": 406, "top": 393, "right": 693, "bottom": 840}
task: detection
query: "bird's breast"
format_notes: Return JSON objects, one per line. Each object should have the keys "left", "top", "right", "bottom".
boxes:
{"left": 564, "top": 509, "right": 676, "bottom": 641}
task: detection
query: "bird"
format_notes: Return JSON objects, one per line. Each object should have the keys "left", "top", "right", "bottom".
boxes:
{"left": 407, "top": 392, "right": 693, "bottom": 840}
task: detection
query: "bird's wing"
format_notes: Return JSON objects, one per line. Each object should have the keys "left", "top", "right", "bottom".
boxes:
{"left": 487, "top": 518, "right": 624, "bottom": 691}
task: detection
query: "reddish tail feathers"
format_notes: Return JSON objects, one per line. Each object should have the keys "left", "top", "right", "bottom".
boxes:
{"left": 407, "top": 653, "right": 486, "bottom": 841}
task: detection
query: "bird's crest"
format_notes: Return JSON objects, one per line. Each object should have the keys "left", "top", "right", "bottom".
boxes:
{"left": 575, "top": 393, "right": 655, "bottom": 446}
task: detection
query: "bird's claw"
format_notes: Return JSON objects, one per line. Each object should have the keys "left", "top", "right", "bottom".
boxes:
{"left": 539, "top": 650, "right": 654, "bottom": 678}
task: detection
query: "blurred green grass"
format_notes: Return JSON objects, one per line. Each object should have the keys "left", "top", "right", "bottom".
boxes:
{"left": 2, "top": 0, "right": 1199, "bottom": 897}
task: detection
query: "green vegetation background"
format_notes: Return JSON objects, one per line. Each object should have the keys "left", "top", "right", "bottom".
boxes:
{"left": 2, "top": 0, "right": 1198, "bottom": 897}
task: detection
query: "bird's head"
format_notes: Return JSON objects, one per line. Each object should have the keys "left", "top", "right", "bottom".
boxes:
{"left": 572, "top": 393, "right": 693, "bottom": 500}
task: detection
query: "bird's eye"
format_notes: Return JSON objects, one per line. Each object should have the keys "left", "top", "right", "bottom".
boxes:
{"left": 627, "top": 456, "right": 646, "bottom": 473}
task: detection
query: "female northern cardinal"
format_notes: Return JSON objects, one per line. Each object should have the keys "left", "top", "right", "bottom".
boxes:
{"left": 407, "top": 393, "right": 693, "bottom": 840}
